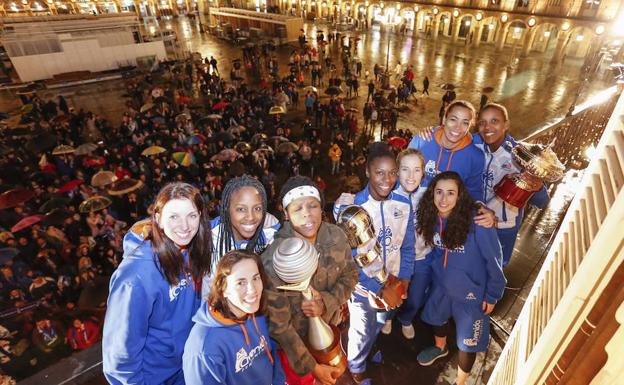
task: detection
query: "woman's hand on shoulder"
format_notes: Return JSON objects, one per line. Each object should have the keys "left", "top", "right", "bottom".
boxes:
{"left": 334, "top": 193, "right": 355, "bottom": 207}
{"left": 418, "top": 126, "right": 435, "bottom": 141}
{"left": 474, "top": 204, "right": 496, "bottom": 228}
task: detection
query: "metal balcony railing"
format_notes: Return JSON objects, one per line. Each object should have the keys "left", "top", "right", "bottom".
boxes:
{"left": 487, "top": 90, "right": 624, "bottom": 385}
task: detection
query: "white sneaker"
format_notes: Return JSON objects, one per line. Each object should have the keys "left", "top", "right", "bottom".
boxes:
{"left": 401, "top": 324, "right": 415, "bottom": 339}
{"left": 381, "top": 319, "right": 392, "bottom": 335}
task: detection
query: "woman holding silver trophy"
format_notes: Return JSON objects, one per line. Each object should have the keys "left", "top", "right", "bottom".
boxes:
{"left": 333, "top": 142, "right": 415, "bottom": 384}
{"left": 262, "top": 176, "right": 359, "bottom": 385}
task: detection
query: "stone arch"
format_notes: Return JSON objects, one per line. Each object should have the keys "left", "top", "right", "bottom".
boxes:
{"left": 501, "top": 20, "right": 528, "bottom": 47}
{"left": 398, "top": 7, "right": 417, "bottom": 32}
{"left": 457, "top": 14, "right": 475, "bottom": 39}
{"left": 436, "top": 10, "right": 453, "bottom": 37}
{"left": 564, "top": 26, "right": 595, "bottom": 58}
{"left": 480, "top": 16, "right": 499, "bottom": 44}
{"left": 531, "top": 22, "right": 559, "bottom": 52}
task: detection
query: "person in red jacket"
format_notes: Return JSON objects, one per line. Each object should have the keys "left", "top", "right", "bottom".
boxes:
{"left": 67, "top": 317, "right": 101, "bottom": 351}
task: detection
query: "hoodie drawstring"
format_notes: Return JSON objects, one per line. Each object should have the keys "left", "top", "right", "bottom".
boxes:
{"left": 238, "top": 322, "right": 250, "bottom": 347}
{"left": 438, "top": 215, "right": 449, "bottom": 269}
{"left": 251, "top": 314, "right": 275, "bottom": 366}
{"left": 435, "top": 145, "right": 457, "bottom": 175}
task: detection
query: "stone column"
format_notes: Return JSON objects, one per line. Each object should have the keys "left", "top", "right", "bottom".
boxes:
{"left": 472, "top": 21, "right": 483, "bottom": 47}
{"left": 451, "top": 17, "right": 461, "bottom": 43}
{"left": 521, "top": 26, "right": 537, "bottom": 56}
{"left": 495, "top": 24, "right": 507, "bottom": 51}
{"left": 431, "top": 17, "right": 439, "bottom": 40}
{"left": 551, "top": 30, "right": 569, "bottom": 63}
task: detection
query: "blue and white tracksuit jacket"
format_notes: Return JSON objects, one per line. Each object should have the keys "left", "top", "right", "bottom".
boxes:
{"left": 333, "top": 186, "right": 415, "bottom": 373}
{"left": 473, "top": 134, "right": 550, "bottom": 266}
{"left": 408, "top": 128, "right": 485, "bottom": 201}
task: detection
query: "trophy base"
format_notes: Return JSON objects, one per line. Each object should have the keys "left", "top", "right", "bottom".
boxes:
{"left": 307, "top": 325, "right": 347, "bottom": 375}
{"left": 494, "top": 174, "right": 540, "bottom": 209}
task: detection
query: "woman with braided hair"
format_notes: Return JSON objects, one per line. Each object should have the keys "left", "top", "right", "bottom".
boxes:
{"left": 203, "top": 175, "right": 280, "bottom": 297}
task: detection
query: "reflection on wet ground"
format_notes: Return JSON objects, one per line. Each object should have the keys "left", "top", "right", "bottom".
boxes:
{"left": 1, "top": 16, "right": 610, "bottom": 385}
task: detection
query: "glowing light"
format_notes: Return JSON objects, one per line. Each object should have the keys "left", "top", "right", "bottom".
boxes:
{"left": 452, "top": 10, "right": 459, "bottom": 17}
{"left": 379, "top": 2, "right": 383, "bottom": 9}
{"left": 595, "top": 25, "right": 604, "bottom": 35}
{"left": 476, "top": 13, "right": 482, "bottom": 21}
{"left": 488, "top": 23, "right": 494, "bottom": 30}
{"left": 585, "top": 145, "right": 596, "bottom": 160}
{"left": 544, "top": 31, "right": 551, "bottom": 38}
{"left": 562, "top": 22, "right": 570, "bottom": 31}
{"left": 613, "top": 10, "right": 624, "bottom": 36}
{"left": 576, "top": 34, "right": 584, "bottom": 42}
{"left": 413, "top": 6, "right": 418, "bottom": 12}
{"left": 527, "top": 17, "right": 536, "bottom": 27}
{"left": 396, "top": 3, "right": 400, "bottom": 10}
{"left": 465, "top": 20, "right": 471, "bottom": 26}
{"left": 501, "top": 14, "right": 508, "bottom": 23}
{"left": 433, "top": 7, "right": 438, "bottom": 15}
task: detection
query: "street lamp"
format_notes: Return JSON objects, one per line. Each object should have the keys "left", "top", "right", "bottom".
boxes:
{"left": 381, "top": 7, "right": 398, "bottom": 89}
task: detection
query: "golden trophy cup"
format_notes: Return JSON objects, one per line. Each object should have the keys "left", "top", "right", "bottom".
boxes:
{"left": 273, "top": 237, "right": 347, "bottom": 374}
{"left": 336, "top": 205, "right": 406, "bottom": 311}
{"left": 494, "top": 142, "right": 565, "bottom": 208}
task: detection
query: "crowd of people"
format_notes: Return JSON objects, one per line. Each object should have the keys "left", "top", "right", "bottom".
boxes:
{"left": 0, "top": 26, "right": 551, "bottom": 385}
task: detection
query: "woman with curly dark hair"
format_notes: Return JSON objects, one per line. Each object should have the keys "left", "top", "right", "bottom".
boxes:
{"left": 415, "top": 171, "right": 506, "bottom": 385}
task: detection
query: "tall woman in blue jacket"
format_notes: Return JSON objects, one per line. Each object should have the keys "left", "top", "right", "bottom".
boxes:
{"left": 103, "top": 182, "right": 213, "bottom": 385}
{"left": 183, "top": 250, "right": 285, "bottom": 385}
{"left": 415, "top": 172, "right": 506, "bottom": 385}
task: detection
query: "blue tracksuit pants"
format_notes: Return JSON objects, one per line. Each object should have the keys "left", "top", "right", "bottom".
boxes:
{"left": 347, "top": 292, "right": 389, "bottom": 374}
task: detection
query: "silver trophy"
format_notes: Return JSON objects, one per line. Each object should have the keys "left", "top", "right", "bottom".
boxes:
{"left": 273, "top": 237, "right": 347, "bottom": 373}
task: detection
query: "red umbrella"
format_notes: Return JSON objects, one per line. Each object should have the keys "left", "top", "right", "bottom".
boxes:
{"left": 11, "top": 215, "right": 44, "bottom": 233}
{"left": 212, "top": 101, "right": 230, "bottom": 111}
{"left": 176, "top": 96, "right": 192, "bottom": 104}
{"left": 58, "top": 179, "right": 84, "bottom": 193}
{"left": 0, "top": 189, "right": 35, "bottom": 209}
{"left": 83, "top": 156, "right": 106, "bottom": 167}
{"left": 387, "top": 136, "right": 408, "bottom": 149}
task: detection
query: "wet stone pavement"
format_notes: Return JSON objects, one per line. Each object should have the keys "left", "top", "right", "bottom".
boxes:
{"left": 1, "top": 15, "right": 604, "bottom": 385}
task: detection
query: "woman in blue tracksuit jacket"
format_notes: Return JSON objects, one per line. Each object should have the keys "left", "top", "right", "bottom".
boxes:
{"left": 415, "top": 172, "right": 506, "bottom": 385}
{"left": 103, "top": 183, "right": 213, "bottom": 385}
{"left": 203, "top": 175, "right": 280, "bottom": 298}
{"left": 408, "top": 100, "right": 485, "bottom": 202}
{"left": 183, "top": 250, "right": 285, "bottom": 385}
{"left": 474, "top": 103, "right": 550, "bottom": 267}
{"left": 333, "top": 143, "right": 415, "bottom": 383}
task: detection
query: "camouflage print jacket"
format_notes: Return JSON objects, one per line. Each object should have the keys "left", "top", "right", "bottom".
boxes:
{"left": 262, "top": 221, "right": 358, "bottom": 376}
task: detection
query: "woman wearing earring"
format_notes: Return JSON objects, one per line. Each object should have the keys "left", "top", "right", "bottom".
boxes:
{"left": 183, "top": 250, "right": 285, "bottom": 385}
{"left": 415, "top": 171, "right": 506, "bottom": 385}
{"left": 103, "top": 182, "right": 212, "bottom": 385}
{"left": 204, "top": 175, "right": 279, "bottom": 296}
{"left": 263, "top": 176, "right": 358, "bottom": 385}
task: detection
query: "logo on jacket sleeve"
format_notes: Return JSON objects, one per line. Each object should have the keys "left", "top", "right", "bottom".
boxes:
{"left": 425, "top": 160, "right": 436, "bottom": 176}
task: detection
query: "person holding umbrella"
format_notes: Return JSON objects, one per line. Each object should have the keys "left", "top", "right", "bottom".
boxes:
{"left": 102, "top": 182, "right": 213, "bottom": 385}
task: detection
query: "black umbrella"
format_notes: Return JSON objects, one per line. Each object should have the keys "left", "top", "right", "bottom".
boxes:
{"left": 325, "top": 86, "right": 342, "bottom": 95}
{"left": 441, "top": 83, "right": 456, "bottom": 90}
{"left": 42, "top": 208, "right": 71, "bottom": 226}
{"left": 215, "top": 131, "right": 234, "bottom": 143}
{"left": 26, "top": 132, "right": 57, "bottom": 153}
{"left": 39, "top": 196, "right": 70, "bottom": 213}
